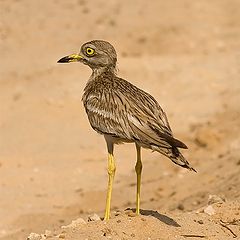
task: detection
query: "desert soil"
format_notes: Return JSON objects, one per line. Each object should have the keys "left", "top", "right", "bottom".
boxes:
{"left": 0, "top": 0, "right": 240, "bottom": 239}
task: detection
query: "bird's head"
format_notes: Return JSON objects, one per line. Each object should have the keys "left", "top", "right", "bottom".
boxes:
{"left": 58, "top": 40, "right": 117, "bottom": 71}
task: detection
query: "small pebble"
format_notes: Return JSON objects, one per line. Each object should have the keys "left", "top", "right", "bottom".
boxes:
{"left": 177, "top": 203, "right": 185, "bottom": 211}
{"left": 62, "top": 218, "right": 86, "bottom": 229}
{"left": 204, "top": 205, "right": 215, "bottom": 215}
{"left": 208, "top": 194, "right": 225, "bottom": 205}
{"left": 58, "top": 234, "right": 65, "bottom": 239}
{"left": 27, "top": 233, "right": 42, "bottom": 240}
{"left": 88, "top": 213, "right": 101, "bottom": 221}
{"left": 44, "top": 230, "right": 52, "bottom": 237}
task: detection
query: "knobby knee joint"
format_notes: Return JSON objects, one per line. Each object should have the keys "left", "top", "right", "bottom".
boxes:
{"left": 108, "top": 164, "right": 116, "bottom": 175}
{"left": 108, "top": 154, "right": 116, "bottom": 175}
{"left": 135, "top": 161, "right": 142, "bottom": 174}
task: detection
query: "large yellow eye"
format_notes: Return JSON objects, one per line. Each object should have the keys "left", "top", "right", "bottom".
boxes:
{"left": 86, "top": 47, "right": 95, "bottom": 56}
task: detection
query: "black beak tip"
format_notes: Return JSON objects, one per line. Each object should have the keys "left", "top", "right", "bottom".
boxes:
{"left": 57, "top": 57, "right": 68, "bottom": 63}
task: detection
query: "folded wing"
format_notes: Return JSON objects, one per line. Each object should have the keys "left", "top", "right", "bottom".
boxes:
{"left": 84, "top": 78, "right": 187, "bottom": 150}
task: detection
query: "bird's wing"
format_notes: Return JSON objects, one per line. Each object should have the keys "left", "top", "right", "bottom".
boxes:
{"left": 114, "top": 85, "right": 187, "bottom": 149}
{"left": 84, "top": 78, "right": 186, "bottom": 149}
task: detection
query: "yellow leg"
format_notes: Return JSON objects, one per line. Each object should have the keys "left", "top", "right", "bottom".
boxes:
{"left": 135, "top": 144, "right": 142, "bottom": 215}
{"left": 104, "top": 152, "right": 116, "bottom": 220}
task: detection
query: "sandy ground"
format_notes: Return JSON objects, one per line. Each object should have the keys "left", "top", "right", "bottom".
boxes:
{"left": 0, "top": 0, "right": 240, "bottom": 239}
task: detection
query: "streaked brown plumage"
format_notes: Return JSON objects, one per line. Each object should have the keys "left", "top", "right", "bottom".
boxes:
{"left": 58, "top": 40, "right": 196, "bottom": 220}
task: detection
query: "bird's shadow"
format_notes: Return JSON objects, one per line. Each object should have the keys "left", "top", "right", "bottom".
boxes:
{"left": 130, "top": 208, "right": 181, "bottom": 227}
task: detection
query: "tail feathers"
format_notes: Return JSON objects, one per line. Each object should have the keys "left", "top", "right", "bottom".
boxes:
{"left": 170, "top": 151, "right": 197, "bottom": 172}
{"left": 152, "top": 145, "right": 196, "bottom": 172}
{"left": 172, "top": 137, "right": 188, "bottom": 149}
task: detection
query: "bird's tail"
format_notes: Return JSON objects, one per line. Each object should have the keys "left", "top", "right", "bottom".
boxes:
{"left": 169, "top": 147, "right": 196, "bottom": 172}
{"left": 152, "top": 145, "right": 196, "bottom": 172}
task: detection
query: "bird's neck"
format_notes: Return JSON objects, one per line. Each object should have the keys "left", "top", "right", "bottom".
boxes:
{"left": 90, "top": 66, "right": 116, "bottom": 80}
{"left": 83, "top": 66, "right": 116, "bottom": 100}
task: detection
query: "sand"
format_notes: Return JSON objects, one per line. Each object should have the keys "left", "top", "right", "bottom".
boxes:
{"left": 0, "top": 0, "right": 240, "bottom": 239}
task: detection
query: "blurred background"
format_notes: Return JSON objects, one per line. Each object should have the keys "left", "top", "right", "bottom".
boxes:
{"left": 0, "top": 0, "right": 240, "bottom": 239}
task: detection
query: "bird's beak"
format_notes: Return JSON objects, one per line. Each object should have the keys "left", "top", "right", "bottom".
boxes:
{"left": 57, "top": 54, "right": 83, "bottom": 63}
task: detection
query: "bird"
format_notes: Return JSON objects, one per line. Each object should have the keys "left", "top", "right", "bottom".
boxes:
{"left": 57, "top": 40, "right": 196, "bottom": 221}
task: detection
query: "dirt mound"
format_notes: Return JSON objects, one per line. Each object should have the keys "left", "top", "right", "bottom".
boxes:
{"left": 28, "top": 201, "right": 240, "bottom": 240}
